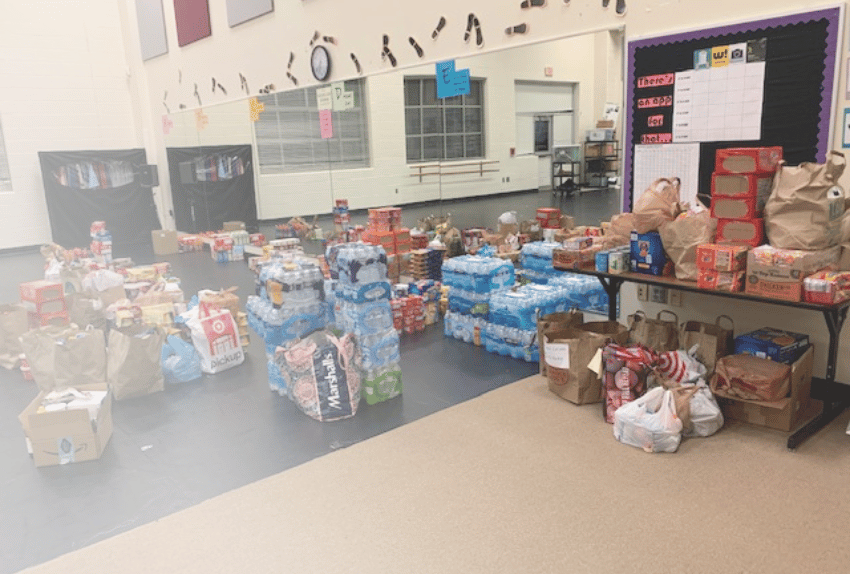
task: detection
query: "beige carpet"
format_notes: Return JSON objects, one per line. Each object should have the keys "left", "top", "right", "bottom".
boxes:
{"left": 22, "top": 375, "right": 850, "bottom": 574}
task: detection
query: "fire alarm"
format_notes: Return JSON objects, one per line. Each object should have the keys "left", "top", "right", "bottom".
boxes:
{"left": 544, "top": 67, "right": 554, "bottom": 77}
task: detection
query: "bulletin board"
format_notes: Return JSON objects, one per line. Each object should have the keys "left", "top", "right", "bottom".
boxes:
{"left": 623, "top": 6, "right": 843, "bottom": 211}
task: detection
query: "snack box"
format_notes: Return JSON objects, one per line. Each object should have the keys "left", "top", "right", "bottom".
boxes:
{"left": 696, "top": 243, "right": 748, "bottom": 272}
{"left": 552, "top": 247, "right": 598, "bottom": 270}
{"left": 630, "top": 231, "right": 666, "bottom": 276}
{"left": 711, "top": 173, "right": 774, "bottom": 204}
{"left": 697, "top": 269, "right": 745, "bottom": 292}
{"left": 745, "top": 245, "right": 840, "bottom": 302}
{"left": 20, "top": 280, "right": 63, "bottom": 304}
{"left": 803, "top": 270, "right": 850, "bottom": 305}
{"left": 715, "top": 146, "right": 783, "bottom": 175}
{"left": 734, "top": 327, "right": 810, "bottom": 364}
{"left": 710, "top": 196, "right": 761, "bottom": 221}
{"left": 716, "top": 218, "right": 765, "bottom": 248}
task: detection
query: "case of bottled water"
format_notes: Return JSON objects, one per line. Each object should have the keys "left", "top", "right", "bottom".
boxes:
{"left": 489, "top": 284, "right": 570, "bottom": 331}
{"left": 361, "top": 363, "right": 403, "bottom": 405}
{"left": 443, "top": 311, "right": 487, "bottom": 343}
{"left": 482, "top": 323, "right": 539, "bottom": 363}
{"left": 549, "top": 273, "right": 612, "bottom": 316}
{"left": 333, "top": 244, "right": 389, "bottom": 285}
{"left": 357, "top": 328, "right": 401, "bottom": 370}
{"left": 441, "top": 255, "right": 515, "bottom": 292}
{"left": 336, "top": 299, "right": 394, "bottom": 336}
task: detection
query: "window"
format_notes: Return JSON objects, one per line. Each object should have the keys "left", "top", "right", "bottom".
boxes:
{"left": 534, "top": 116, "right": 551, "bottom": 153}
{"left": 255, "top": 79, "right": 370, "bottom": 173}
{"left": 404, "top": 78, "right": 485, "bottom": 163}
{"left": 0, "top": 118, "right": 11, "bottom": 191}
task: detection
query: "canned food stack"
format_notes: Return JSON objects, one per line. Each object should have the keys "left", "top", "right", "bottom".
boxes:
{"left": 327, "top": 242, "right": 402, "bottom": 405}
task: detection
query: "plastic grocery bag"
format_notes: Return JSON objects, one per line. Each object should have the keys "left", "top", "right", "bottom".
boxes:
{"left": 184, "top": 302, "right": 244, "bottom": 374}
{"left": 681, "top": 382, "right": 724, "bottom": 438}
{"left": 613, "top": 387, "right": 683, "bottom": 453}
{"left": 161, "top": 335, "right": 203, "bottom": 383}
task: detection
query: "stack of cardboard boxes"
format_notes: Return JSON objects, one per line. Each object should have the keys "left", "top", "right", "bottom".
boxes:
{"left": 20, "top": 280, "right": 68, "bottom": 328}
{"left": 711, "top": 147, "right": 782, "bottom": 247}
{"left": 362, "top": 207, "right": 410, "bottom": 282}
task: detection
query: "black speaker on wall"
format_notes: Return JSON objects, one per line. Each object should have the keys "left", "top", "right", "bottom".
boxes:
{"left": 138, "top": 164, "right": 159, "bottom": 187}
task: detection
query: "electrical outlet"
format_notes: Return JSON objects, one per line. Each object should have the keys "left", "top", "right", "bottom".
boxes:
{"left": 649, "top": 286, "right": 668, "bottom": 304}
{"left": 669, "top": 290, "right": 682, "bottom": 307}
{"left": 637, "top": 284, "right": 648, "bottom": 301}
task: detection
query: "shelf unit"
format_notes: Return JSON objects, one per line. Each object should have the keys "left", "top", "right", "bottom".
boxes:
{"left": 563, "top": 266, "right": 850, "bottom": 450}
{"left": 583, "top": 139, "right": 618, "bottom": 188}
{"left": 552, "top": 145, "right": 581, "bottom": 195}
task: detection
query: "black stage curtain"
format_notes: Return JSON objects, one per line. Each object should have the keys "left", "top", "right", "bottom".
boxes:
{"left": 38, "top": 149, "right": 159, "bottom": 250}
{"left": 166, "top": 145, "right": 258, "bottom": 233}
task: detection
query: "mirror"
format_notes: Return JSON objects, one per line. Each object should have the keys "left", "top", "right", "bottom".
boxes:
{"left": 161, "top": 28, "right": 625, "bottom": 238}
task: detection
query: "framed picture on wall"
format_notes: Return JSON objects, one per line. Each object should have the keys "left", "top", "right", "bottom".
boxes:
{"left": 226, "top": 0, "right": 274, "bottom": 27}
{"left": 174, "top": 0, "right": 212, "bottom": 47}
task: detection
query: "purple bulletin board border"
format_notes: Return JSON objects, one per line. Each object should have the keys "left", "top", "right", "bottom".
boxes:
{"left": 623, "top": 7, "right": 842, "bottom": 212}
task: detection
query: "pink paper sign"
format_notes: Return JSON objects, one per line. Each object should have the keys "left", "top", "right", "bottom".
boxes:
{"left": 319, "top": 109, "right": 333, "bottom": 139}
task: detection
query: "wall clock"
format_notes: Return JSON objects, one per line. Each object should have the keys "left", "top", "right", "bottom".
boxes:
{"left": 311, "top": 45, "right": 331, "bottom": 82}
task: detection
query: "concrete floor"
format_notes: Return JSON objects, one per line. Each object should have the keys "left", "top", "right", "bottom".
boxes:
{"left": 0, "top": 187, "right": 620, "bottom": 574}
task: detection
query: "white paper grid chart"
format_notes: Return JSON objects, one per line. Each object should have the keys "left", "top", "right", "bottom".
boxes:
{"left": 673, "top": 61, "right": 764, "bottom": 142}
{"left": 633, "top": 143, "right": 701, "bottom": 207}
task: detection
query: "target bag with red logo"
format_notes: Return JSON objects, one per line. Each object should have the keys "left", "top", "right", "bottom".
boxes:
{"left": 186, "top": 302, "right": 245, "bottom": 374}
{"left": 602, "top": 344, "right": 655, "bottom": 423}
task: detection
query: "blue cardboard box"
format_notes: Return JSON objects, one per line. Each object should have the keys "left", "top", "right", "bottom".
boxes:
{"left": 734, "top": 327, "right": 810, "bottom": 364}
{"left": 630, "top": 231, "right": 666, "bottom": 276}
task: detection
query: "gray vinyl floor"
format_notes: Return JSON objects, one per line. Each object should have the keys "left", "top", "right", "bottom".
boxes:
{"left": 0, "top": 187, "right": 620, "bottom": 574}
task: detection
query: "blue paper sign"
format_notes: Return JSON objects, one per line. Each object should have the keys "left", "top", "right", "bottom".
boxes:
{"left": 436, "top": 60, "right": 471, "bottom": 99}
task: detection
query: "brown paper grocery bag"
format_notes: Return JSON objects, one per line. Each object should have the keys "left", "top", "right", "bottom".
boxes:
{"left": 628, "top": 310, "right": 679, "bottom": 352}
{"left": 633, "top": 177, "right": 682, "bottom": 234}
{"left": 0, "top": 304, "right": 28, "bottom": 369}
{"left": 20, "top": 324, "right": 107, "bottom": 392}
{"left": 538, "top": 309, "right": 584, "bottom": 376}
{"left": 679, "top": 315, "right": 734, "bottom": 375}
{"left": 544, "top": 327, "right": 610, "bottom": 405}
{"left": 764, "top": 151, "right": 848, "bottom": 250}
{"left": 659, "top": 209, "right": 717, "bottom": 281}
{"left": 107, "top": 325, "right": 165, "bottom": 400}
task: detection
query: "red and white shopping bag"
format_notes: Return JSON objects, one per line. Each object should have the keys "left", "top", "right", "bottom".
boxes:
{"left": 187, "top": 302, "right": 245, "bottom": 374}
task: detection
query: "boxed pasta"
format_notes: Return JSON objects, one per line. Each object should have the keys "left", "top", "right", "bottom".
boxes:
{"left": 696, "top": 243, "right": 748, "bottom": 272}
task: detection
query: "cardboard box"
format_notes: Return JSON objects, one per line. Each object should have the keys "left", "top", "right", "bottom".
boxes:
{"left": 734, "top": 327, "right": 809, "bottom": 364}
{"left": 716, "top": 218, "right": 765, "bottom": 247}
{"left": 19, "top": 384, "right": 113, "bottom": 467}
{"left": 585, "top": 142, "right": 616, "bottom": 158}
{"left": 587, "top": 128, "right": 615, "bottom": 141}
{"left": 151, "top": 230, "right": 179, "bottom": 255}
{"left": 745, "top": 245, "right": 840, "bottom": 301}
{"left": 20, "top": 280, "right": 63, "bottom": 304}
{"left": 710, "top": 196, "right": 761, "bottom": 221}
{"left": 714, "top": 346, "right": 814, "bottom": 432}
{"left": 697, "top": 269, "right": 745, "bottom": 292}
{"left": 630, "top": 231, "right": 666, "bottom": 276}
{"left": 552, "top": 247, "right": 597, "bottom": 270}
{"left": 222, "top": 221, "right": 246, "bottom": 232}
{"left": 715, "top": 146, "right": 783, "bottom": 175}
{"left": 711, "top": 173, "right": 774, "bottom": 202}
{"left": 696, "top": 243, "right": 748, "bottom": 272}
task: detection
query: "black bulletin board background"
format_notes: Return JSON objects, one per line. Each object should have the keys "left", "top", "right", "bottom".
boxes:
{"left": 624, "top": 8, "right": 841, "bottom": 210}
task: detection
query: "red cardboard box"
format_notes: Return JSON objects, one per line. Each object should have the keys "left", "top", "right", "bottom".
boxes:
{"left": 716, "top": 218, "right": 765, "bottom": 248}
{"left": 697, "top": 269, "right": 745, "bottom": 292}
{"left": 536, "top": 208, "right": 562, "bottom": 229}
{"left": 715, "top": 146, "right": 783, "bottom": 175}
{"left": 696, "top": 243, "right": 749, "bottom": 272}
{"left": 711, "top": 196, "right": 760, "bottom": 221}
{"left": 711, "top": 173, "right": 774, "bottom": 201}
{"left": 20, "top": 281, "right": 63, "bottom": 304}
{"left": 28, "top": 309, "right": 70, "bottom": 328}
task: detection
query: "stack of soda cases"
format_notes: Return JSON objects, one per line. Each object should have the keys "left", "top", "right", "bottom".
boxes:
{"left": 441, "top": 255, "right": 515, "bottom": 345}
{"left": 179, "top": 235, "right": 204, "bottom": 252}
{"left": 408, "top": 279, "right": 441, "bottom": 326}
{"left": 90, "top": 221, "right": 112, "bottom": 264}
{"left": 486, "top": 283, "right": 569, "bottom": 362}
{"left": 20, "top": 280, "right": 68, "bottom": 328}
{"left": 409, "top": 249, "right": 444, "bottom": 281}
{"left": 520, "top": 241, "right": 568, "bottom": 284}
{"left": 275, "top": 223, "right": 298, "bottom": 239}
{"left": 211, "top": 233, "right": 244, "bottom": 263}
{"left": 250, "top": 233, "right": 265, "bottom": 247}
{"left": 401, "top": 295, "right": 425, "bottom": 334}
{"left": 244, "top": 258, "right": 327, "bottom": 396}
{"left": 363, "top": 207, "right": 408, "bottom": 281}
{"left": 327, "top": 243, "right": 402, "bottom": 405}
{"left": 411, "top": 232, "right": 429, "bottom": 250}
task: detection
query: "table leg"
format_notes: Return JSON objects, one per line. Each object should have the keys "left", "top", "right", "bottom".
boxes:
{"left": 596, "top": 276, "right": 623, "bottom": 322}
{"left": 787, "top": 307, "right": 850, "bottom": 450}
